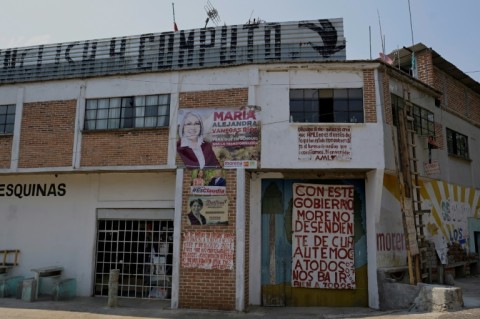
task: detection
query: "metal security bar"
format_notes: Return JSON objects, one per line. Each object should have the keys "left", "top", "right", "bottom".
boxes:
{"left": 95, "top": 219, "right": 173, "bottom": 299}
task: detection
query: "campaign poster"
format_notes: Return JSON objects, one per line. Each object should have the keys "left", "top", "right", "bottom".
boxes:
{"left": 187, "top": 196, "right": 229, "bottom": 225}
{"left": 291, "top": 183, "right": 356, "bottom": 289}
{"left": 190, "top": 169, "right": 227, "bottom": 196}
{"left": 177, "top": 107, "right": 261, "bottom": 169}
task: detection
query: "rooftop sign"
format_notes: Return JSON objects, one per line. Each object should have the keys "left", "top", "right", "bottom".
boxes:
{"left": 0, "top": 18, "right": 345, "bottom": 84}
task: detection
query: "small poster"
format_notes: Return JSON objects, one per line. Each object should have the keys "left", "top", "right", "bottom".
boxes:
{"left": 190, "top": 169, "right": 226, "bottom": 196}
{"left": 187, "top": 196, "right": 229, "bottom": 225}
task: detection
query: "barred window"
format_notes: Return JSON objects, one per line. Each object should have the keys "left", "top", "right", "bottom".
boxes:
{"left": 0, "top": 104, "right": 15, "bottom": 134}
{"left": 290, "top": 89, "right": 364, "bottom": 123}
{"left": 446, "top": 128, "right": 469, "bottom": 160}
{"left": 85, "top": 94, "right": 170, "bottom": 130}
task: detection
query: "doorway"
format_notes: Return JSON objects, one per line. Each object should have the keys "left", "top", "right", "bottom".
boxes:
{"left": 260, "top": 179, "right": 368, "bottom": 307}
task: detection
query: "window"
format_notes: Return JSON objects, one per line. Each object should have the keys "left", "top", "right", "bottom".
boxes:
{"left": 413, "top": 104, "right": 435, "bottom": 136}
{"left": 0, "top": 104, "right": 15, "bottom": 134}
{"left": 85, "top": 94, "right": 170, "bottom": 130}
{"left": 446, "top": 128, "right": 469, "bottom": 159}
{"left": 391, "top": 94, "right": 435, "bottom": 137}
{"left": 290, "top": 89, "right": 364, "bottom": 123}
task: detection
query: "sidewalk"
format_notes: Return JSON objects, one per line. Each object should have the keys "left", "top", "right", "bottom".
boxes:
{"left": 0, "top": 276, "right": 478, "bottom": 319}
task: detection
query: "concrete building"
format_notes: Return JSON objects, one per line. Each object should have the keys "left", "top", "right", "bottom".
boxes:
{"left": 0, "top": 19, "right": 479, "bottom": 311}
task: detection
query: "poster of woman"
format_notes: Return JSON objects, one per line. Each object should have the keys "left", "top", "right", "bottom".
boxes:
{"left": 177, "top": 107, "right": 261, "bottom": 169}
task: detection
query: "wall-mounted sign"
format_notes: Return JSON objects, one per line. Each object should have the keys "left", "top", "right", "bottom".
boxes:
{"left": 0, "top": 183, "right": 66, "bottom": 198}
{"left": 297, "top": 126, "right": 352, "bottom": 161}
{"left": 181, "top": 232, "right": 235, "bottom": 270}
{"left": 177, "top": 107, "right": 261, "bottom": 169}
{"left": 0, "top": 19, "right": 346, "bottom": 84}
{"left": 292, "top": 183, "right": 355, "bottom": 289}
{"left": 424, "top": 160, "right": 440, "bottom": 176}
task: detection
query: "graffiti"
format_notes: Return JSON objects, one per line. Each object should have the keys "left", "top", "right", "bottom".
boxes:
{"left": 0, "top": 19, "right": 345, "bottom": 84}
{"left": 376, "top": 232, "right": 405, "bottom": 252}
{"left": 298, "top": 20, "right": 346, "bottom": 57}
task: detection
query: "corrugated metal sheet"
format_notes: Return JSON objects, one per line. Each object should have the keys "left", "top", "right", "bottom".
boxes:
{"left": 0, "top": 18, "right": 346, "bottom": 84}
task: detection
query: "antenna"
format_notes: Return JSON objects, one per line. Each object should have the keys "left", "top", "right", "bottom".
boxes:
{"left": 377, "top": 9, "right": 385, "bottom": 54}
{"left": 408, "top": 0, "right": 415, "bottom": 45}
{"left": 204, "top": 0, "right": 221, "bottom": 28}
{"left": 172, "top": 2, "right": 178, "bottom": 32}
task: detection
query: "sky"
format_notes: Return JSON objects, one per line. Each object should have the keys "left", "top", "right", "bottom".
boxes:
{"left": 0, "top": 0, "right": 479, "bottom": 81}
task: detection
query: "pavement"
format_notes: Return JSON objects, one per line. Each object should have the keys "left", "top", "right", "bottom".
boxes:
{"left": 0, "top": 276, "right": 479, "bottom": 319}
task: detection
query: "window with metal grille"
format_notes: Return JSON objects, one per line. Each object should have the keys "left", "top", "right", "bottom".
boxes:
{"left": 446, "top": 128, "right": 469, "bottom": 160}
{"left": 95, "top": 219, "right": 173, "bottom": 299}
{"left": 290, "top": 88, "right": 364, "bottom": 123}
{"left": 0, "top": 104, "right": 15, "bottom": 134}
{"left": 84, "top": 94, "right": 170, "bottom": 130}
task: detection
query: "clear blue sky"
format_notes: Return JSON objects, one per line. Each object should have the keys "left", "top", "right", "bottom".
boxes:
{"left": 1, "top": 0, "right": 479, "bottom": 81}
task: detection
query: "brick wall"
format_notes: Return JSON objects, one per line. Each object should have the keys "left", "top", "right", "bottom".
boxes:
{"left": 433, "top": 67, "right": 480, "bottom": 127}
{"left": 81, "top": 129, "right": 169, "bottom": 166}
{"left": 416, "top": 50, "right": 434, "bottom": 87}
{"left": 179, "top": 88, "right": 248, "bottom": 108}
{"left": 18, "top": 100, "right": 76, "bottom": 168}
{"left": 0, "top": 136, "right": 12, "bottom": 168}
{"left": 381, "top": 70, "right": 393, "bottom": 125}
{"left": 178, "top": 88, "right": 248, "bottom": 310}
{"left": 363, "top": 69, "right": 377, "bottom": 123}
{"left": 179, "top": 169, "right": 237, "bottom": 310}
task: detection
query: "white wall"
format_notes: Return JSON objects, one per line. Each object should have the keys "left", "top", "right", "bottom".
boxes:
{"left": 0, "top": 172, "right": 175, "bottom": 296}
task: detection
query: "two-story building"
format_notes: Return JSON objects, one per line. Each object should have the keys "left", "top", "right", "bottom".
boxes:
{"left": 0, "top": 19, "right": 479, "bottom": 311}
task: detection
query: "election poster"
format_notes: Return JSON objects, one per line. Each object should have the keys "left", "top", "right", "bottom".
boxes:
{"left": 177, "top": 107, "right": 261, "bottom": 169}
{"left": 291, "top": 183, "right": 356, "bottom": 289}
{"left": 187, "top": 196, "right": 229, "bottom": 225}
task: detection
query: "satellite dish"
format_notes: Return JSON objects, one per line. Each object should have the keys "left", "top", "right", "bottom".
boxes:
{"left": 204, "top": 0, "right": 221, "bottom": 28}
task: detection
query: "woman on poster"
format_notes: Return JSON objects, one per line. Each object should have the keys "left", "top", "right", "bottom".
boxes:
{"left": 192, "top": 170, "right": 206, "bottom": 186}
{"left": 177, "top": 111, "right": 221, "bottom": 169}
{"left": 187, "top": 198, "right": 207, "bottom": 225}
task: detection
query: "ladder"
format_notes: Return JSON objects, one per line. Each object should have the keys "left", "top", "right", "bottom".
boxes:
{"left": 0, "top": 249, "right": 20, "bottom": 275}
{"left": 404, "top": 100, "right": 429, "bottom": 282}
{"left": 394, "top": 89, "right": 429, "bottom": 284}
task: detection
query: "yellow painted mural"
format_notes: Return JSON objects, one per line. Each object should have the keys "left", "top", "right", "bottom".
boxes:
{"left": 383, "top": 174, "right": 480, "bottom": 264}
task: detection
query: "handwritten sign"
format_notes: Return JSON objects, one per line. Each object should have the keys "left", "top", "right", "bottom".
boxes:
{"left": 181, "top": 232, "right": 235, "bottom": 270}
{"left": 424, "top": 160, "right": 440, "bottom": 176}
{"left": 292, "top": 183, "right": 355, "bottom": 289}
{"left": 298, "top": 126, "right": 352, "bottom": 161}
